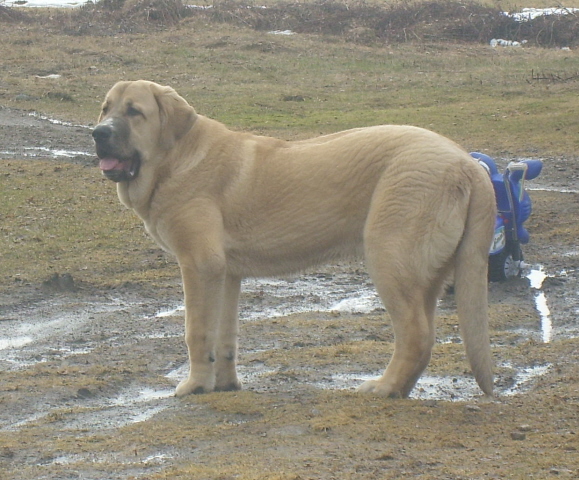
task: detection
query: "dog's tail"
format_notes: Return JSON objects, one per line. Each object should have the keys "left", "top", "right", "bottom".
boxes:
{"left": 454, "top": 165, "right": 496, "bottom": 396}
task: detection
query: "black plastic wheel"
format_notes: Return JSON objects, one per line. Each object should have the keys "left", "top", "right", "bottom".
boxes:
{"left": 488, "top": 244, "right": 523, "bottom": 282}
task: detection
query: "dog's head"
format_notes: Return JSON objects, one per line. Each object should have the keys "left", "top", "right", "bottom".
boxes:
{"left": 93, "top": 80, "right": 197, "bottom": 182}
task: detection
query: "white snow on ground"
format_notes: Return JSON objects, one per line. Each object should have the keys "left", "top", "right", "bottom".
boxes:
{"left": 506, "top": 7, "right": 579, "bottom": 21}
{"left": 3, "top": 0, "right": 91, "bottom": 7}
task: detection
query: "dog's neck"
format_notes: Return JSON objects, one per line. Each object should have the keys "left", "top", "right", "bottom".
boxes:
{"left": 116, "top": 152, "right": 164, "bottom": 220}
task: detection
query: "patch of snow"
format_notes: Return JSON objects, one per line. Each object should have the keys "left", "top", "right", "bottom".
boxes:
{"left": 490, "top": 39, "right": 527, "bottom": 48}
{"left": 506, "top": 7, "right": 579, "bottom": 22}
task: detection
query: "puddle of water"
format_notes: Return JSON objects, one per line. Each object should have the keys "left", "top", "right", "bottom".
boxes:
{"left": 315, "top": 372, "right": 482, "bottom": 401}
{"left": 48, "top": 455, "right": 79, "bottom": 466}
{"left": 166, "top": 363, "right": 189, "bottom": 382}
{"left": 2, "top": 385, "right": 176, "bottom": 432}
{"left": 0, "top": 146, "right": 92, "bottom": 159}
{"left": 316, "top": 364, "right": 551, "bottom": 401}
{"left": 42, "top": 451, "right": 174, "bottom": 473}
{"left": 0, "top": 314, "right": 92, "bottom": 367}
{"left": 0, "top": 298, "right": 141, "bottom": 369}
{"left": 62, "top": 403, "right": 168, "bottom": 432}
{"left": 412, "top": 375, "right": 480, "bottom": 400}
{"left": 329, "top": 294, "right": 380, "bottom": 313}
{"left": 143, "top": 453, "right": 174, "bottom": 465}
{"left": 269, "top": 30, "right": 296, "bottom": 35}
{"left": 527, "top": 267, "right": 553, "bottom": 343}
{"left": 156, "top": 272, "right": 382, "bottom": 323}
{"left": 0, "top": 335, "right": 33, "bottom": 350}
{"left": 73, "top": 386, "right": 176, "bottom": 429}
{"left": 535, "top": 292, "right": 552, "bottom": 343}
{"left": 110, "top": 387, "right": 175, "bottom": 406}
{"left": 528, "top": 186, "right": 579, "bottom": 194}
{"left": 507, "top": 7, "right": 579, "bottom": 21}
{"left": 500, "top": 364, "right": 552, "bottom": 396}
{"left": 238, "top": 363, "right": 279, "bottom": 383}
{"left": 527, "top": 267, "right": 547, "bottom": 289}
{"left": 4, "top": 411, "right": 52, "bottom": 431}
{"left": 155, "top": 305, "right": 185, "bottom": 318}
{"left": 126, "top": 405, "right": 168, "bottom": 425}
{"left": 27, "top": 112, "right": 90, "bottom": 128}
{"left": 29, "top": 146, "right": 91, "bottom": 158}
{"left": 166, "top": 361, "right": 280, "bottom": 390}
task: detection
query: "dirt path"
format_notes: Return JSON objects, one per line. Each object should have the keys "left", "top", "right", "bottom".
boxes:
{"left": 0, "top": 107, "right": 578, "bottom": 479}
{"left": 0, "top": 106, "right": 95, "bottom": 162}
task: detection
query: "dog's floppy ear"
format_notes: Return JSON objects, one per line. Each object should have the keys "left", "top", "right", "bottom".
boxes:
{"left": 153, "top": 84, "right": 197, "bottom": 149}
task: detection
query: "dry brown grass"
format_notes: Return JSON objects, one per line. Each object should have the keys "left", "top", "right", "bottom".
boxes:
{"left": 6, "top": 0, "right": 578, "bottom": 47}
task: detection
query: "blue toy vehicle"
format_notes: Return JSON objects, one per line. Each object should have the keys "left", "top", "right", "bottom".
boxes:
{"left": 470, "top": 152, "right": 543, "bottom": 282}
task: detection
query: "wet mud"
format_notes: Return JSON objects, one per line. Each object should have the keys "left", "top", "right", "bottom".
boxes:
{"left": 0, "top": 108, "right": 577, "bottom": 479}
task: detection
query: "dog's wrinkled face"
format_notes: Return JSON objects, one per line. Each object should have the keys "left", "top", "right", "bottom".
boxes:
{"left": 93, "top": 83, "right": 154, "bottom": 182}
{"left": 93, "top": 81, "right": 196, "bottom": 183}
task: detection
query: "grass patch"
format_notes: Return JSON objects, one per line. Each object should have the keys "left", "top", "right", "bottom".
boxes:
{"left": 0, "top": 160, "right": 177, "bottom": 291}
{"left": 2, "top": 5, "right": 579, "bottom": 149}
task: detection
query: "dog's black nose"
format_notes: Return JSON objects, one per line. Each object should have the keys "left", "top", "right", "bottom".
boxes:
{"left": 92, "top": 124, "right": 113, "bottom": 142}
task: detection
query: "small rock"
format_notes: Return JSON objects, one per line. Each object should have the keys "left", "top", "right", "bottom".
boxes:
{"left": 465, "top": 404, "right": 481, "bottom": 412}
{"left": 42, "top": 273, "right": 76, "bottom": 292}
{"left": 376, "top": 453, "right": 395, "bottom": 461}
{"left": 510, "top": 431, "right": 526, "bottom": 440}
{"left": 0, "top": 447, "right": 15, "bottom": 459}
{"left": 76, "top": 388, "right": 94, "bottom": 399}
{"left": 283, "top": 95, "right": 306, "bottom": 102}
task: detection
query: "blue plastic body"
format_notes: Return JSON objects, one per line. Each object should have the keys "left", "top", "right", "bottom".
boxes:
{"left": 470, "top": 152, "right": 542, "bottom": 257}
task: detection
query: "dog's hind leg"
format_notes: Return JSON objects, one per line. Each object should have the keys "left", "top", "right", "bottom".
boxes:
{"left": 215, "top": 274, "right": 242, "bottom": 392}
{"left": 358, "top": 205, "right": 453, "bottom": 397}
{"left": 358, "top": 266, "right": 439, "bottom": 398}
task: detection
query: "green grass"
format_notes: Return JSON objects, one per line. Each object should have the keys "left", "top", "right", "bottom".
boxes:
{"left": 0, "top": 161, "right": 177, "bottom": 290}
{"left": 4, "top": 16, "right": 579, "bottom": 151}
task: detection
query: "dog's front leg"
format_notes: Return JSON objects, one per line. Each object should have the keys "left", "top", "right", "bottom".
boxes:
{"left": 175, "top": 255, "right": 226, "bottom": 397}
{"left": 215, "top": 274, "right": 242, "bottom": 391}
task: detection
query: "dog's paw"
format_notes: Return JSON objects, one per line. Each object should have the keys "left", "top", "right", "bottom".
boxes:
{"left": 357, "top": 379, "right": 402, "bottom": 398}
{"left": 215, "top": 369, "right": 242, "bottom": 392}
{"left": 214, "top": 380, "right": 242, "bottom": 392}
{"left": 175, "top": 377, "right": 215, "bottom": 397}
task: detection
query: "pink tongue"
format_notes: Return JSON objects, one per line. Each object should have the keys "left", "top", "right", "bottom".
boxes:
{"left": 99, "top": 158, "right": 123, "bottom": 171}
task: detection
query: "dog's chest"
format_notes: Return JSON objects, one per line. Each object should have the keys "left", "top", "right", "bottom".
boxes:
{"left": 141, "top": 220, "right": 172, "bottom": 254}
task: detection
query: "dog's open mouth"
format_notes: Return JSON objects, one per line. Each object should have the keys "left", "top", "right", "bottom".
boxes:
{"left": 99, "top": 155, "right": 140, "bottom": 182}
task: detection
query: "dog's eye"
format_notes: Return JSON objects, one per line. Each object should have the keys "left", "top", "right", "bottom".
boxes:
{"left": 127, "top": 106, "right": 142, "bottom": 117}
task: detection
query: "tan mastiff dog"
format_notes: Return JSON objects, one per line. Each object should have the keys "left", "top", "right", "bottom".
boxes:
{"left": 93, "top": 80, "right": 496, "bottom": 398}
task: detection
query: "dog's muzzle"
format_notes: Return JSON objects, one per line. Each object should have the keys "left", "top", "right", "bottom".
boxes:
{"left": 93, "top": 120, "right": 140, "bottom": 182}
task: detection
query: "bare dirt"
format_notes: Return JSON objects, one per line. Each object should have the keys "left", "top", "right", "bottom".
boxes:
{"left": 0, "top": 107, "right": 578, "bottom": 479}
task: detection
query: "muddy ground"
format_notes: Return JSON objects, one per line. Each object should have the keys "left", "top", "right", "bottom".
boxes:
{"left": 0, "top": 107, "right": 578, "bottom": 479}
